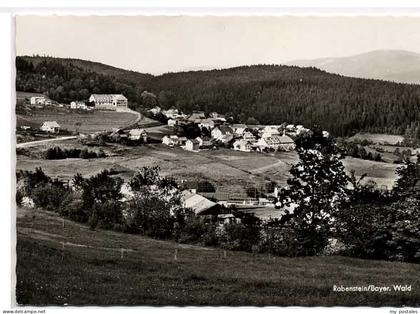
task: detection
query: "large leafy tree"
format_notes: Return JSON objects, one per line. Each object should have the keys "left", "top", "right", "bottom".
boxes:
{"left": 125, "top": 166, "right": 184, "bottom": 238}
{"left": 72, "top": 170, "right": 123, "bottom": 227}
{"left": 276, "top": 128, "right": 349, "bottom": 255}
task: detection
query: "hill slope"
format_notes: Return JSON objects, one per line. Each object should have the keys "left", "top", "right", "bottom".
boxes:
{"left": 16, "top": 207, "right": 420, "bottom": 306}
{"left": 287, "top": 50, "right": 420, "bottom": 84}
{"left": 16, "top": 56, "right": 420, "bottom": 137}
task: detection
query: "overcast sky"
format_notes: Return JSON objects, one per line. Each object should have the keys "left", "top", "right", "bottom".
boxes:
{"left": 15, "top": 15, "right": 420, "bottom": 75}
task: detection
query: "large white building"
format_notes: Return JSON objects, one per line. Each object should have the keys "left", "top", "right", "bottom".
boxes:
{"left": 89, "top": 94, "right": 128, "bottom": 111}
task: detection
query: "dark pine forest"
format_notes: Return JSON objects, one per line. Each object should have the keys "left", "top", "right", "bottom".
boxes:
{"left": 16, "top": 56, "right": 420, "bottom": 137}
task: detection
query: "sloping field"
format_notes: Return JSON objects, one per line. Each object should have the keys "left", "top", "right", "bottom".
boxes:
{"left": 16, "top": 143, "right": 400, "bottom": 193}
{"left": 16, "top": 207, "right": 420, "bottom": 306}
{"left": 17, "top": 108, "right": 139, "bottom": 133}
{"left": 350, "top": 133, "right": 404, "bottom": 145}
{"left": 342, "top": 157, "right": 399, "bottom": 189}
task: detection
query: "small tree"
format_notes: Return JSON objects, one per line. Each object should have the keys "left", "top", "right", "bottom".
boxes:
{"left": 393, "top": 157, "right": 419, "bottom": 198}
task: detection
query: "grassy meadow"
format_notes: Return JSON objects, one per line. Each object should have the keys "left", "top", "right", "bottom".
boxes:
{"left": 17, "top": 108, "right": 139, "bottom": 133}
{"left": 16, "top": 207, "right": 420, "bottom": 306}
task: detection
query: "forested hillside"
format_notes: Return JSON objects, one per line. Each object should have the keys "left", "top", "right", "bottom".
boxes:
{"left": 16, "top": 56, "right": 150, "bottom": 105}
{"left": 16, "top": 56, "right": 420, "bottom": 137}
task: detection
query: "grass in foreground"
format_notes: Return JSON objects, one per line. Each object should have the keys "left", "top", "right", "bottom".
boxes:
{"left": 16, "top": 208, "right": 420, "bottom": 306}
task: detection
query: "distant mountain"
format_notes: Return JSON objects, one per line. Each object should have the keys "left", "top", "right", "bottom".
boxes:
{"left": 287, "top": 50, "right": 420, "bottom": 84}
{"left": 16, "top": 56, "right": 420, "bottom": 137}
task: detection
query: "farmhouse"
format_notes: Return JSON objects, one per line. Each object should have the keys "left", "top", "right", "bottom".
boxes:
{"left": 233, "top": 139, "right": 252, "bottom": 152}
{"left": 70, "top": 101, "right": 89, "bottom": 110}
{"left": 198, "top": 119, "right": 215, "bottom": 130}
{"left": 256, "top": 135, "right": 295, "bottom": 151}
{"left": 188, "top": 111, "right": 206, "bottom": 122}
{"left": 261, "top": 126, "right": 281, "bottom": 138}
{"left": 40, "top": 121, "right": 60, "bottom": 133}
{"left": 167, "top": 119, "right": 177, "bottom": 127}
{"left": 148, "top": 106, "right": 161, "bottom": 115}
{"left": 196, "top": 136, "right": 212, "bottom": 148}
{"left": 185, "top": 139, "right": 200, "bottom": 152}
{"left": 129, "top": 129, "right": 148, "bottom": 142}
{"left": 181, "top": 190, "right": 218, "bottom": 215}
{"left": 89, "top": 94, "right": 128, "bottom": 111}
{"left": 243, "top": 131, "right": 257, "bottom": 143}
{"left": 162, "top": 135, "right": 179, "bottom": 147}
{"left": 30, "top": 96, "right": 46, "bottom": 105}
{"left": 211, "top": 125, "right": 234, "bottom": 140}
{"left": 232, "top": 124, "right": 247, "bottom": 136}
{"left": 162, "top": 108, "right": 179, "bottom": 119}
{"left": 217, "top": 213, "right": 242, "bottom": 225}
{"left": 178, "top": 137, "right": 188, "bottom": 146}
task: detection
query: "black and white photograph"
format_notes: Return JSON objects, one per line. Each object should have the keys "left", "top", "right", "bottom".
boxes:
{"left": 5, "top": 10, "right": 420, "bottom": 311}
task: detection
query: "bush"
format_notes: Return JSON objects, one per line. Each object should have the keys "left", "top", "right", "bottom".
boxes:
{"left": 31, "top": 182, "right": 69, "bottom": 211}
{"left": 125, "top": 196, "right": 175, "bottom": 239}
{"left": 218, "top": 222, "right": 261, "bottom": 252}
{"left": 16, "top": 190, "right": 23, "bottom": 206}
{"left": 59, "top": 192, "right": 88, "bottom": 223}
{"left": 42, "top": 147, "right": 105, "bottom": 160}
{"left": 335, "top": 197, "right": 420, "bottom": 263}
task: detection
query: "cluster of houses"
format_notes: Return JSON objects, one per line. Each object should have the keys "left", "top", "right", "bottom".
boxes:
{"left": 150, "top": 107, "right": 304, "bottom": 153}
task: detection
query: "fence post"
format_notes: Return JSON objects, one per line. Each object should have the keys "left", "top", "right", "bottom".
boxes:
{"left": 121, "top": 248, "right": 124, "bottom": 260}
{"left": 223, "top": 250, "right": 227, "bottom": 258}
{"left": 61, "top": 241, "right": 65, "bottom": 260}
{"left": 174, "top": 248, "right": 178, "bottom": 261}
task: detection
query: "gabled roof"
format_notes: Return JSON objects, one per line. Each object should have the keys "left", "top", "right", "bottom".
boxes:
{"left": 188, "top": 139, "right": 200, "bottom": 144}
{"left": 90, "top": 94, "right": 127, "bottom": 101}
{"left": 42, "top": 121, "right": 60, "bottom": 128}
{"left": 129, "top": 128, "right": 147, "bottom": 135}
{"left": 233, "top": 139, "right": 251, "bottom": 146}
{"left": 217, "top": 125, "right": 234, "bottom": 134}
{"left": 181, "top": 190, "right": 217, "bottom": 215}
{"left": 232, "top": 124, "right": 247, "bottom": 129}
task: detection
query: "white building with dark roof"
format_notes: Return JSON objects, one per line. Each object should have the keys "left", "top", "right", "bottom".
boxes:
{"left": 89, "top": 94, "right": 128, "bottom": 111}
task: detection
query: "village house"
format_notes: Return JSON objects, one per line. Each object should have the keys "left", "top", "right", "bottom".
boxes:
{"left": 181, "top": 190, "right": 218, "bottom": 216}
{"left": 162, "top": 108, "right": 179, "bottom": 119}
{"left": 261, "top": 125, "right": 281, "bottom": 138}
{"left": 148, "top": 106, "right": 161, "bottom": 115}
{"left": 233, "top": 139, "right": 252, "bottom": 152}
{"left": 211, "top": 125, "right": 234, "bottom": 140}
{"left": 187, "top": 111, "right": 206, "bottom": 122}
{"left": 256, "top": 134, "right": 296, "bottom": 151}
{"left": 128, "top": 129, "right": 148, "bottom": 142}
{"left": 70, "top": 101, "right": 89, "bottom": 110}
{"left": 40, "top": 121, "right": 60, "bottom": 133}
{"left": 198, "top": 119, "right": 215, "bottom": 130}
{"left": 243, "top": 131, "right": 257, "bottom": 143}
{"left": 184, "top": 139, "right": 200, "bottom": 151}
{"left": 89, "top": 94, "right": 128, "bottom": 111}
{"left": 167, "top": 119, "right": 177, "bottom": 127}
{"left": 178, "top": 137, "right": 188, "bottom": 146}
{"left": 162, "top": 135, "right": 179, "bottom": 147}
{"left": 217, "top": 213, "right": 242, "bottom": 225}
{"left": 196, "top": 136, "right": 212, "bottom": 148}
{"left": 30, "top": 96, "right": 46, "bottom": 105}
{"left": 231, "top": 124, "right": 248, "bottom": 136}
